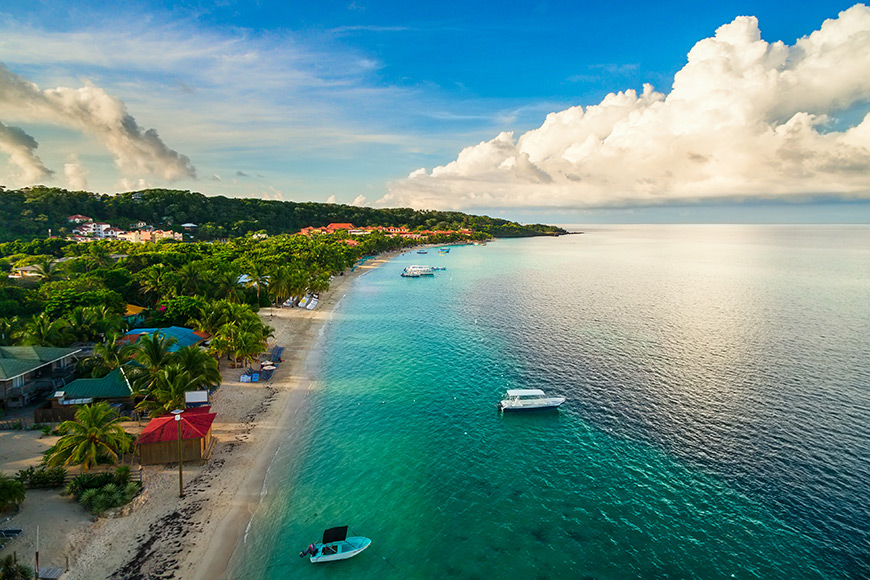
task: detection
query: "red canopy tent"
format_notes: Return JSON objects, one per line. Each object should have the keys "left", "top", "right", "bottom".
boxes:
{"left": 137, "top": 407, "right": 216, "bottom": 465}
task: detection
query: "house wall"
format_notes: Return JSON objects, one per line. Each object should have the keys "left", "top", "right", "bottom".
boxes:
{"left": 139, "top": 425, "right": 213, "bottom": 465}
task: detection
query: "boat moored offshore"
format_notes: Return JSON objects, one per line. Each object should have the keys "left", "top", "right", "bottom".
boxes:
{"left": 498, "top": 389, "right": 566, "bottom": 411}
{"left": 401, "top": 265, "right": 436, "bottom": 277}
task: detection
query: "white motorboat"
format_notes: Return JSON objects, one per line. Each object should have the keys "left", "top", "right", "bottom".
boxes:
{"left": 401, "top": 265, "right": 435, "bottom": 277}
{"left": 302, "top": 526, "right": 372, "bottom": 563}
{"left": 498, "top": 389, "right": 566, "bottom": 411}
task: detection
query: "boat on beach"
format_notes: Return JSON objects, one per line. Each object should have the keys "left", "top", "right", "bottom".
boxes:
{"left": 301, "top": 526, "right": 372, "bottom": 563}
{"left": 498, "top": 389, "right": 566, "bottom": 411}
{"left": 417, "top": 249, "right": 428, "bottom": 254}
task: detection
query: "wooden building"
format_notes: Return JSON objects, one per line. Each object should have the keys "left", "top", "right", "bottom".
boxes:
{"left": 137, "top": 408, "right": 217, "bottom": 465}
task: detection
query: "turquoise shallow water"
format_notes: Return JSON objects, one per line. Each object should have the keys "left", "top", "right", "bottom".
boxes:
{"left": 230, "top": 226, "right": 870, "bottom": 580}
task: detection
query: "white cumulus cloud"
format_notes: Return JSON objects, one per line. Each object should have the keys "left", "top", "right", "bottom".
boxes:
{"left": 0, "top": 121, "right": 53, "bottom": 184}
{"left": 383, "top": 5, "right": 870, "bottom": 210}
{"left": 0, "top": 63, "right": 196, "bottom": 183}
{"left": 351, "top": 194, "right": 367, "bottom": 206}
{"left": 63, "top": 155, "right": 88, "bottom": 190}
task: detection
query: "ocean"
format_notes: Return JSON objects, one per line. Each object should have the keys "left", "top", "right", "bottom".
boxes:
{"left": 228, "top": 225, "right": 870, "bottom": 580}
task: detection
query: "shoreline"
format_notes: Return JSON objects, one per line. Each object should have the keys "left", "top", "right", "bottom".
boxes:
{"left": 61, "top": 250, "right": 403, "bottom": 580}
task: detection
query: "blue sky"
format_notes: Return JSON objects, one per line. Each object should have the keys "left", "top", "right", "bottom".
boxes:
{"left": 0, "top": 0, "right": 868, "bottom": 223}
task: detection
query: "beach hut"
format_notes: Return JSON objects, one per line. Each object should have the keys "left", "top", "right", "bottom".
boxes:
{"left": 137, "top": 408, "right": 216, "bottom": 465}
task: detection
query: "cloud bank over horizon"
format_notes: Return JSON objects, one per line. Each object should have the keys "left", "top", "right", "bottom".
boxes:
{"left": 383, "top": 5, "right": 870, "bottom": 210}
{"left": 0, "top": 63, "right": 196, "bottom": 188}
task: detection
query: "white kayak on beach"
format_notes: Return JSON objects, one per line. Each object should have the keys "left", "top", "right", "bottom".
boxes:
{"left": 300, "top": 526, "right": 372, "bottom": 563}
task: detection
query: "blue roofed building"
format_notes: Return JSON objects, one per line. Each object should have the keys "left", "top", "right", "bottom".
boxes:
{"left": 120, "top": 326, "right": 209, "bottom": 352}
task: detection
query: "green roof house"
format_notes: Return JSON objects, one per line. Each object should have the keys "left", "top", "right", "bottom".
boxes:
{"left": 35, "top": 367, "right": 134, "bottom": 423}
{"left": 0, "top": 346, "right": 81, "bottom": 409}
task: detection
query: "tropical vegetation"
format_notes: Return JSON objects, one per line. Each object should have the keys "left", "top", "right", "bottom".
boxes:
{"left": 64, "top": 466, "right": 141, "bottom": 515}
{"left": 0, "top": 554, "right": 34, "bottom": 580}
{"left": 45, "top": 403, "right": 133, "bottom": 472}
{"left": 0, "top": 474, "right": 25, "bottom": 512}
{"left": 0, "top": 186, "right": 565, "bottom": 242}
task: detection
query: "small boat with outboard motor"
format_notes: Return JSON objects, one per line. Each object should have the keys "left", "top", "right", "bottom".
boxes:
{"left": 299, "top": 525, "right": 372, "bottom": 563}
{"left": 498, "top": 389, "right": 566, "bottom": 411}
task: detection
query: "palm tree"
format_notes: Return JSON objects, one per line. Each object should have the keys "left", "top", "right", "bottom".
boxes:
{"left": 65, "top": 306, "right": 100, "bottom": 343}
{"left": 0, "top": 554, "right": 34, "bottom": 580}
{"left": 209, "top": 266, "right": 243, "bottom": 303}
{"left": 0, "top": 317, "right": 20, "bottom": 346}
{"left": 188, "top": 303, "right": 227, "bottom": 336}
{"left": 84, "top": 245, "right": 114, "bottom": 271}
{"left": 128, "top": 333, "right": 178, "bottom": 397}
{"left": 0, "top": 475, "right": 25, "bottom": 512}
{"left": 137, "top": 263, "right": 179, "bottom": 305}
{"left": 45, "top": 402, "right": 131, "bottom": 472}
{"left": 177, "top": 262, "right": 206, "bottom": 295}
{"left": 136, "top": 364, "right": 201, "bottom": 416}
{"left": 268, "top": 265, "right": 296, "bottom": 307}
{"left": 85, "top": 335, "right": 135, "bottom": 377}
{"left": 242, "top": 260, "right": 271, "bottom": 304}
{"left": 90, "top": 305, "right": 124, "bottom": 339}
{"left": 173, "top": 346, "right": 221, "bottom": 389}
{"left": 31, "top": 258, "right": 64, "bottom": 283}
{"left": 15, "top": 313, "right": 70, "bottom": 347}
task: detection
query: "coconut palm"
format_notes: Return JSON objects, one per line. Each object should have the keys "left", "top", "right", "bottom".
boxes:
{"left": 85, "top": 335, "right": 136, "bottom": 377}
{"left": 132, "top": 333, "right": 178, "bottom": 371}
{"left": 177, "top": 262, "right": 206, "bottom": 295}
{"left": 209, "top": 266, "right": 243, "bottom": 303}
{"left": 65, "top": 306, "right": 100, "bottom": 343}
{"left": 89, "top": 305, "right": 124, "bottom": 339}
{"left": 31, "top": 258, "right": 64, "bottom": 283}
{"left": 0, "top": 554, "right": 34, "bottom": 580}
{"left": 173, "top": 346, "right": 221, "bottom": 390}
{"left": 137, "top": 263, "right": 178, "bottom": 305}
{"left": 46, "top": 402, "right": 131, "bottom": 472}
{"left": 128, "top": 333, "right": 178, "bottom": 397}
{"left": 188, "top": 303, "right": 227, "bottom": 336}
{"left": 84, "top": 245, "right": 114, "bottom": 272}
{"left": 268, "top": 264, "right": 303, "bottom": 307}
{"left": 0, "top": 475, "right": 25, "bottom": 512}
{"left": 242, "top": 260, "right": 271, "bottom": 304}
{"left": 0, "top": 317, "right": 20, "bottom": 346}
{"left": 136, "top": 364, "right": 201, "bottom": 416}
{"left": 15, "top": 313, "right": 70, "bottom": 347}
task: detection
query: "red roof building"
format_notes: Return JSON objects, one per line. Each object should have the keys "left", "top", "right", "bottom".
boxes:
{"left": 137, "top": 407, "right": 216, "bottom": 465}
{"left": 326, "top": 223, "right": 354, "bottom": 231}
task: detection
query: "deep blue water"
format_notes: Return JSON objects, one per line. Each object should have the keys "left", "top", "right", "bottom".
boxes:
{"left": 229, "top": 226, "right": 870, "bottom": 580}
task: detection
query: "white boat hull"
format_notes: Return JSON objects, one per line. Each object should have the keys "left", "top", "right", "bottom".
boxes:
{"left": 499, "top": 396, "right": 566, "bottom": 411}
{"left": 310, "top": 537, "right": 372, "bottom": 563}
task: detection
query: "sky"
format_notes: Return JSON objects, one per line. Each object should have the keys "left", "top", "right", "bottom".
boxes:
{"left": 0, "top": 0, "right": 869, "bottom": 224}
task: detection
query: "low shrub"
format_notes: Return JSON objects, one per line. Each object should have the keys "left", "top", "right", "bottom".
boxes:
{"left": 79, "top": 480, "right": 141, "bottom": 515}
{"left": 64, "top": 467, "right": 141, "bottom": 515}
{"left": 14, "top": 466, "right": 66, "bottom": 488}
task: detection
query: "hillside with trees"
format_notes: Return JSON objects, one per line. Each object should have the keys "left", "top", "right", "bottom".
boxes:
{"left": 0, "top": 187, "right": 565, "bottom": 242}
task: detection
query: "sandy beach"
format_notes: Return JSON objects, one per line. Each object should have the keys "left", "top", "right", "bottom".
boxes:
{"left": 0, "top": 251, "right": 401, "bottom": 579}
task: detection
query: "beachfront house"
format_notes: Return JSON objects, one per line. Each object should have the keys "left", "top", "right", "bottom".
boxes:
{"left": 34, "top": 367, "right": 134, "bottom": 422}
{"left": 0, "top": 346, "right": 81, "bottom": 409}
{"left": 120, "top": 326, "right": 209, "bottom": 352}
{"left": 137, "top": 407, "right": 217, "bottom": 465}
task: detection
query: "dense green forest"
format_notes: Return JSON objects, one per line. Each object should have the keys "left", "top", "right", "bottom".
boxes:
{"left": 0, "top": 229, "right": 415, "bottom": 321}
{"left": 0, "top": 186, "right": 565, "bottom": 242}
